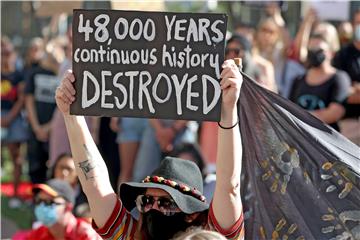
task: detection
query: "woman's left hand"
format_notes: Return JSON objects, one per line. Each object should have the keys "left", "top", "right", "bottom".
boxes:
{"left": 220, "top": 59, "right": 243, "bottom": 112}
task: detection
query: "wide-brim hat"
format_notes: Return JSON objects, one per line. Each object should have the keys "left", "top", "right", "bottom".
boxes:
{"left": 120, "top": 157, "right": 209, "bottom": 214}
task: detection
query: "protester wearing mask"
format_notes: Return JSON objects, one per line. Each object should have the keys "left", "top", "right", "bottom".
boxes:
{"left": 23, "top": 179, "right": 100, "bottom": 240}
{"left": 289, "top": 35, "right": 351, "bottom": 131}
{"left": 55, "top": 60, "right": 244, "bottom": 240}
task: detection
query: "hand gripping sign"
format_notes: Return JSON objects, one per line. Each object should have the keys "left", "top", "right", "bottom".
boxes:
{"left": 71, "top": 9, "right": 228, "bottom": 121}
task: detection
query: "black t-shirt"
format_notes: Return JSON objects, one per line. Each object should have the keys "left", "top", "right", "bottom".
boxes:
{"left": 333, "top": 43, "right": 360, "bottom": 82}
{"left": 289, "top": 71, "right": 351, "bottom": 131}
{"left": 333, "top": 43, "right": 360, "bottom": 117}
{"left": 1, "top": 70, "right": 24, "bottom": 111}
{"left": 25, "top": 66, "right": 59, "bottom": 125}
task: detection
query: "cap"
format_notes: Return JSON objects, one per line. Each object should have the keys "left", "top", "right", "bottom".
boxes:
{"left": 33, "top": 179, "right": 75, "bottom": 204}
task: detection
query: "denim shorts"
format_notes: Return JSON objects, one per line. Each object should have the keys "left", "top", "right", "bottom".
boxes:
{"left": 1, "top": 110, "right": 29, "bottom": 143}
{"left": 116, "top": 118, "right": 148, "bottom": 143}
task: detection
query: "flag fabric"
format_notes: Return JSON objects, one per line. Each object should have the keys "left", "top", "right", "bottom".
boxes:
{"left": 238, "top": 73, "right": 360, "bottom": 240}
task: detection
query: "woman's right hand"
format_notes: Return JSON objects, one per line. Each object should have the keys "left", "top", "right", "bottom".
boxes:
{"left": 55, "top": 70, "right": 76, "bottom": 115}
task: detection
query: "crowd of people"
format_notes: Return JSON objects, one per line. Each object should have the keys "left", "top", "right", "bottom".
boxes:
{"left": 1, "top": 3, "right": 360, "bottom": 240}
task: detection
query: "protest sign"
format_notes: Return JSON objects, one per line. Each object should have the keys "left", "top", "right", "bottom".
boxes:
{"left": 71, "top": 9, "right": 227, "bottom": 121}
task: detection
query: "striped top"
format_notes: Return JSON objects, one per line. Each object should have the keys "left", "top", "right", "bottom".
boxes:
{"left": 92, "top": 197, "right": 244, "bottom": 240}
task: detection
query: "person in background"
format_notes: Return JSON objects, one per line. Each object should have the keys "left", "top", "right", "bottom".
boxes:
{"left": 234, "top": 22, "right": 255, "bottom": 45}
{"left": 333, "top": 9, "right": 360, "bottom": 144}
{"left": 294, "top": 9, "right": 340, "bottom": 64}
{"left": 20, "top": 179, "right": 101, "bottom": 240}
{"left": 264, "top": 1, "right": 286, "bottom": 28}
{"left": 110, "top": 117, "right": 148, "bottom": 185}
{"left": 131, "top": 118, "right": 198, "bottom": 182}
{"left": 289, "top": 34, "right": 351, "bottom": 131}
{"left": 25, "top": 41, "right": 64, "bottom": 183}
{"left": 23, "top": 38, "right": 44, "bottom": 75}
{"left": 1, "top": 37, "right": 29, "bottom": 208}
{"left": 227, "top": 33, "right": 278, "bottom": 92}
{"left": 49, "top": 35, "right": 73, "bottom": 167}
{"left": 225, "top": 34, "right": 269, "bottom": 90}
{"left": 51, "top": 153, "right": 90, "bottom": 219}
{"left": 51, "top": 154, "right": 77, "bottom": 188}
{"left": 337, "top": 21, "right": 353, "bottom": 48}
{"left": 171, "top": 143, "right": 216, "bottom": 201}
{"left": 254, "top": 17, "right": 305, "bottom": 98}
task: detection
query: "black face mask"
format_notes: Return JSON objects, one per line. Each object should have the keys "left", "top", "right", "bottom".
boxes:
{"left": 143, "top": 210, "right": 191, "bottom": 240}
{"left": 307, "top": 49, "right": 326, "bottom": 68}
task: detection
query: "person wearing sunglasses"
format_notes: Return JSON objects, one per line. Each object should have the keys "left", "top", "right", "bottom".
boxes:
{"left": 225, "top": 34, "right": 260, "bottom": 82}
{"left": 55, "top": 59, "right": 244, "bottom": 239}
{"left": 226, "top": 33, "right": 277, "bottom": 92}
{"left": 22, "top": 179, "right": 101, "bottom": 240}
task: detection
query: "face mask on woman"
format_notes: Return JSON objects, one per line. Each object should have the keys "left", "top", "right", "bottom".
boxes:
{"left": 34, "top": 203, "right": 59, "bottom": 226}
{"left": 307, "top": 49, "right": 326, "bottom": 68}
{"left": 143, "top": 209, "right": 191, "bottom": 240}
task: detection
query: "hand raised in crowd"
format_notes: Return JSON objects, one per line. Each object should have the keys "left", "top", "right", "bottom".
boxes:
{"left": 304, "top": 8, "right": 317, "bottom": 25}
{"left": 55, "top": 70, "right": 76, "bottom": 115}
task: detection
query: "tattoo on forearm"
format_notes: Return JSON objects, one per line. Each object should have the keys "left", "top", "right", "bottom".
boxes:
{"left": 78, "top": 144, "right": 97, "bottom": 180}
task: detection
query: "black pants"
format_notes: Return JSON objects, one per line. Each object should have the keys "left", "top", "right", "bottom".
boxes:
{"left": 27, "top": 132, "right": 48, "bottom": 184}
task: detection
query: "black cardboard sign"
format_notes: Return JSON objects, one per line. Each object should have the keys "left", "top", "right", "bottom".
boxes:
{"left": 71, "top": 9, "right": 227, "bottom": 121}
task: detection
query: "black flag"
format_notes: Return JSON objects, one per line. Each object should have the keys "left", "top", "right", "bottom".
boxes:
{"left": 239, "top": 73, "right": 360, "bottom": 240}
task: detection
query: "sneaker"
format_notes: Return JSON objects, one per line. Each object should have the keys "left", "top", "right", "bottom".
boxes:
{"left": 8, "top": 197, "right": 22, "bottom": 209}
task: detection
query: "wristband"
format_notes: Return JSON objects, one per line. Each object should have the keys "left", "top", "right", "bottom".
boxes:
{"left": 218, "top": 120, "right": 239, "bottom": 129}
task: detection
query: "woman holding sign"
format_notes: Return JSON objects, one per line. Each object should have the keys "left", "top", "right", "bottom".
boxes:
{"left": 55, "top": 59, "right": 244, "bottom": 239}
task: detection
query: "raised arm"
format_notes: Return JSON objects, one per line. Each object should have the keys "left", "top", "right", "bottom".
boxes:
{"left": 293, "top": 9, "right": 317, "bottom": 63}
{"left": 55, "top": 71, "right": 117, "bottom": 228}
{"left": 212, "top": 60, "right": 243, "bottom": 229}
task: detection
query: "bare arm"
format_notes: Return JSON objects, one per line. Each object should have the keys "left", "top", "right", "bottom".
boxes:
{"left": 293, "top": 9, "right": 316, "bottom": 63}
{"left": 311, "top": 103, "right": 345, "bottom": 124}
{"left": 56, "top": 71, "right": 117, "bottom": 228}
{"left": 25, "top": 94, "right": 40, "bottom": 132}
{"left": 347, "top": 84, "right": 360, "bottom": 104}
{"left": 212, "top": 60, "right": 243, "bottom": 229}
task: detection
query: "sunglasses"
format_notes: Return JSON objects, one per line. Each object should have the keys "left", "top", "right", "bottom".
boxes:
{"left": 135, "top": 195, "right": 179, "bottom": 216}
{"left": 225, "top": 48, "right": 241, "bottom": 55}
{"left": 34, "top": 197, "right": 65, "bottom": 206}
